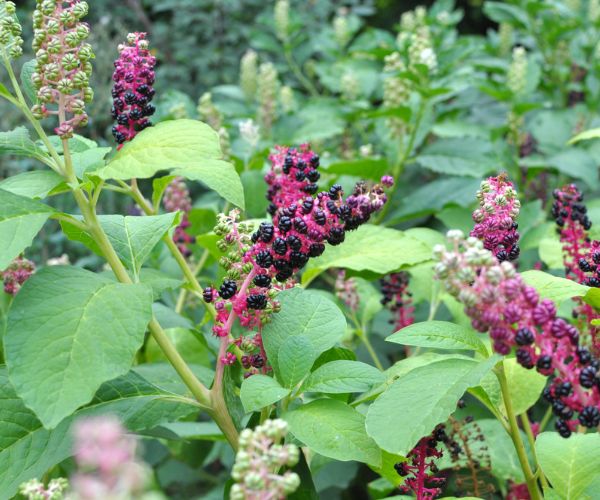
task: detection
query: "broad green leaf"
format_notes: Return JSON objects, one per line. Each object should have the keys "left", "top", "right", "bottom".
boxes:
{"left": 0, "top": 368, "right": 196, "bottom": 499}
{"left": 142, "top": 421, "right": 224, "bottom": 441}
{"left": 324, "top": 159, "right": 390, "bottom": 181}
{"left": 97, "top": 119, "right": 244, "bottom": 208}
{"left": 0, "top": 189, "right": 55, "bottom": 269}
{"left": 284, "top": 399, "right": 381, "bottom": 466}
{"left": 71, "top": 147, "right": 112, "bottom": 178}
{"left": 145, "top": 328, "right": 211, "bottom": 368}
{"left": 365, "top": 356, "right": 499, "bottom": 456}
{"left": 536, "top": 432, "right": 600, "bottom": 500}
{"left": 478, "top": 358, "right": 547, "bottom": 417}
{"left": 278, "top": 336, "right": 316, "bottom": 388}
{"left": 521, "top": 270, "right": 588, "bottom": 305}
{"left": 302, "top": 225, "right": 431, "bottom": 284}
{"left": 20, "top": 59, "right": 38, "bottom": 105}
{"left": 477, "top": 419, "right": 526, "bottom": 482}
{"left": 5, "top": 266, "right": 153, "bottom": 428}
{"left": 241, "top": 170, "right": 269, "bottom": 218}
{"left": 569, "top": 127, "right": 600, "bottom": 145}
{"left": 546, "top": 149, "right": 599, "bottom": 189}
{"left": 152, "top": 175, "right": 177, "bottom": 211}
{"left": 139, "top": 268, "right": 182, "bottom": 299}
{"left": 0, "top": 127, "right": 47, "bottom": 160}
{"left": 240, "top": 374, "right": 290, "bottom": 413}
{"left": 0, "top": 170, "right": 64, "bottom": 199}
{"left": 133, "top": 362, "right": 214, "bottom": 395}
{"left": 62, "top": 213, "right": 178, "bottom": 273}
{"left": 262, "top": 288, "right": 346, "bottom": 375}
{"left": 100, "top": 213, "right": 179, "bottom": 273}
{"left": 302, "top": 360, "right": 384, "bottom": 394}
{"left": 483, "top": 1, "right": 530, "bottom": 26}
{"left": 386, "top": 321, "right": 489, "bottom": 357}
{"left": 415, "top": 138, "right": 498, "bottom": 178}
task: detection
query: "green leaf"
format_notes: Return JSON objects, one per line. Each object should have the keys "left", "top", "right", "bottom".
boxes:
{"left": 324, "top": 159, "right": 390, "bottom": 181}
{"left": 241, "top": 170, "right": 269, "bottom": 218}
{"left": 0, "top": 170, "right": 64, "bottom": 199}
{"left": 546, "top": 149, "right": 599, "bottom": 189}
{"left": 20, "top": 59, "right": 38, "bottom": 105}
{"left": 0, "top": 189, "right": 55, "bottom": 269}
{"left": 100, "top": 213, "right": 178, "bottom": 273}
{"left": 536, "top": 432, "right": 600, "bottom": 500}
{"left": 278, "top": 336, "right": 316, "bottom": 388}
{"left": 0, "top": 126, "right": 47, "bottom": 160}
{"left": 302, "top": 360, "right": 384, "bottom": 394}
{"left": 302, "top": 225, "right": 431, "bottom": 284}
{"left": 365, "top": 356, "right": 499, "bottom": 456}
{"left": 415, "top": 138, "right": 498, "bottom": 178}
{"left": 0, "top": 368, "right": 196, "bottom": 499}
{"left": 240, "top": 374, "right": 290, "bottom": 413}
{"left": 284, "top": 399, "right": 381, "bottom": 466}
{"left": 483, "top": 1, "right": 530, "bottom": 26}
{"left": 71, "top": 147, "right": 112, "bottom": 178}
{"left": 477, "top": 419, "right": 526, "bottom": 482}
{"left": 97, "top": 119, "right": 244, "bottom": 208}
{"left": 0, "top": 81, "right": 13, "bottom": 100}
{"left": 152, "top": 175, "right": 177, "bottom": 211}
{"left": 386, "top": 321, "right": 489, "bottom": 356}
{"left": 145, "top": 328, "right": 212, "bottom": 368}
{"left": 62, "top": 213, "right": 178, "bottom": 273}
{"left": 568, "top": 127, "right": 600, "bottom": 145}
{"left": 521, "top": 270, "right": 588, "bottom": 305}
{"left": 139, "top": 268, "right": 182, "bottom": 299}
{"left": 5, "top": 266, "right": 153, "bottom": 428}
{"left": 262, "top": 288, "right": 346, "bottom": 376}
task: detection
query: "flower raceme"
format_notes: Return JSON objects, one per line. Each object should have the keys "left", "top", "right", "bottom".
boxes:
{"left": 434, "top": 232, "right": 600, "bottom": 437}
{"left": 162, "top": 176, "right": 195, "bottom": 257}
{"left": 470, "top": 175, "right": 521, "bottom": 262}
{"left": 2, "top": 256, "right": 35, "bottom": 295}
{"left": 203, "top": 145, "right": 390, "bottom": 372}
{"left": 31, "top": 0, "right": 94, "bottom": 138}
{"left": 111, "top": 32, "right": 156, "bottom": 146}
{"left": 380, "top": 271, "right": 415, "bottom": 331}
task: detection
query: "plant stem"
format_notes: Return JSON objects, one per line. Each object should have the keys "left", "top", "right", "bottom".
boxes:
{"left": 283, "top": 43, "right": 319, "bottom": 97}
{"left": 358, "top": 330, "right": 384, "bottom": 371}
{"left": 538, "top": 405, "right": 553, "bottom": 433}
{"left": 496, "top": 365, "right": 543, "bottom": 500}
{"left": 520, "top": 413, "right": 549, "bottom": 490}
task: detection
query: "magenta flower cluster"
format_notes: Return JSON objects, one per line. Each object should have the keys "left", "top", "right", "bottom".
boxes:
{"left": 31, "top": 0, "right": 94, "bottom": 138}
{"left": 2, "top": 257, "right": 35, "bottom": 295}
{"left": 203, "top": 145, "right": 389, "bottom": 372}
{"left": 470, "top": 175, "right": 521, "bottom": 262}
{"left": 163, "top": 177, "right": 195, "bottom": 257}
{"left": 111, "top": 32, "right": 156, "bottom": 147}
{"left": 380, "top": 271, "right": 415, "bottom": 331}
{"left": 434, "top": 232, "right": 600, "bottom": 437}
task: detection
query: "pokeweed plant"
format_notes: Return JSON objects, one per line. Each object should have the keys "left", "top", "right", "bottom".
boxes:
{"left": 3, "top": 1, "right": 600, "bottom": 500}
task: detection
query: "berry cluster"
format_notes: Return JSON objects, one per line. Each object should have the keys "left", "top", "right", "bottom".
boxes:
{"left": 551, "top": 184, "right": 600, "bottom": 351}
{"left": 2, "top": 256, "right": 35, "bottom": 295}
{"left": 335, "top": 270, "right": 359, "bottom": 312}
{"left": 163, "top": 177, "right": 195, "bottom": 257}
{"left": 231, "top": 419, "right": 300, "bottom": 500}
{"left": 111, "top": 32, "right": 156, "bottom": 147}
{"left": 470, "top": 175, "right": 521, "bottom": 262}
{"left": 265, "top": 145, "right": 321, "bottom": 216}
{"left": 31, "top": 0, "right": 94, "bottom": 138}
{"left": 395, "top": 425, "right": 446, "bottom": 499}
{"left": 380, "top": 271, "right": 415, "bottom": 331}
{"left": 434, "top": 232, "right": 600, "bottom": 437}
{"left": 204, "top": 145, "right": 389, "bottom": 371}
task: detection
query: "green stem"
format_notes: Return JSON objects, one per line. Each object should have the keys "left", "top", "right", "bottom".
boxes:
{"left": 176, "top": 249, "right": 210, "bottom": 314}
{"left": 520, "top": 413, "right": 549, "bottom": 490}
{"left": 538, "top": 405, "right": 553, "bottom": 433}
{"left": 496, "top": 365, "right": 543, "bottom": 500}
{"left": 358, "top": 330, "right": 384, "bottom": 371}
{"left": 283, "top": 43, "right": 319, "bottom": 97}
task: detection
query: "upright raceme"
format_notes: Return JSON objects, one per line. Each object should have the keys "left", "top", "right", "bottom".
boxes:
{"left": 163, "top": 177, "right": 195, "bottom": 257}
{"left": 0, "top": 0, "right": 23, "bottom": 59}
{"left": 470, "top": 175, "right": 521, "bottom": 262}
{"left": 111, "top": 32, "right": 156, "bottom": 147}
{"left": 380, "top": 271, "right": 415, "bottom": 331}
{"left": 31, "top": 0, "right": 94, "bottom": 138}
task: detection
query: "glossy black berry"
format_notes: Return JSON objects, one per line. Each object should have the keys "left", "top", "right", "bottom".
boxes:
{"left": 276, "top": 269, "right": 293, "bottom": 281}
{"left": 253, "top": 274, "right": 271, "bottom": 288}
{"left": 251, "top": 354, "right": 265, "bottom": 368}
{"left": 555, "top": 381, "right": 572, "bottom": 397}
{"left": 577, "top": 347, "right": 592, "bottom": 365}
{"left": 202, "top": 287, "right": 215, "bottom": 303}
{"left": 536, "top": 355, "right": 553, "bottom": 371}
{"left": 289, "top": 251, "right": 308, "bottom": 268}
{"left": 272, "top": 237, "right": 288, "bottom": 255}
{"left": 329, "top": 184, "right": 343, "bottom": 199}
{"left": 293, "top": 217, "right": 308, "bottom": 233}
{"left": 580, "top": 366, "right": 597, "bottom": 388}
{"left": 307, "top": 169, "right": 320, "bottom": 182}
{"left": 515, "top": 328, "right": 535, "bottom": 345}
{"left": 579, "top": 406, "right": 600, "bottom": 428}
{"left": 394, "top": 462, "right": 409, "bottom": 477}
{"left": 124, "top": 91, "right": 136, "bottom": 104}
{"left": 555, "top": 419, "right": 572, "bottom": 438}
{"left": 278, "top": 216, "right": 292, "bottom": 233}
{"left": 327, "top": 227, "right": 345, "bottom": 245}
{"left": 247, "top": 294, "right": 268, "bottom": 310}
{"left": 287, "top": 235, "right": 302, "bottom": 251}
{"left": 313, "top": 210, "right": 326, "bottom": 226}
{"left": 259, "top": 222, "right": 275, "bottom": 243}
{"left": 309, "top": 243, "right": 325, "bottom": 257}
{"left": 255, "top": 250, "right": 274, "bottom": 269}
{"left": 117, "top": 113, "right": 129, "bottom": 125}
{"left": 516, "top": 348, "right": 534, "bottom": 369}
{"left": 219, "top": 279, "right": 237, "bottom": 299}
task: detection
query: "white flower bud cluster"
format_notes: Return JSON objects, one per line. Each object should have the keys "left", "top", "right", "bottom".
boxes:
{"left": 508, "top": 47, "right": 528, "bottom": 96}
{"left": 197, "top": 92, "right": 223, "bottom": 131}
{"left": 409, "top": 26, "right": 437, "bottom": 73}
{"left": 239, "top": 118, "right": 260, "bottom": 148}
{"left": 257, "top": 62, "right": 279, "bottom": 137}
{"left": 498, "top": 23, "right": 513, "bottom": 56}
{"left": 230, "top": 419, "right": 300, "bottom": 500}
{"left": 341, "top": 72, "right": 359, "bottom": 101}
{"left": 333, "top": 12, "right": 351, "bottom": 48}
{"left": 240, "top": 49, "right": 258, "bottom": 101}
{"left": 274, "top": 0, "right": 289, "bottom": 42}
{"left": 19, "top": 478, "right": 68, "bottom": 500}
{"left": 279, "top": 85, "right": 295, "bottom": 113}
{"left": 590, "top": 0, "right": 600, "bottom": 22}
